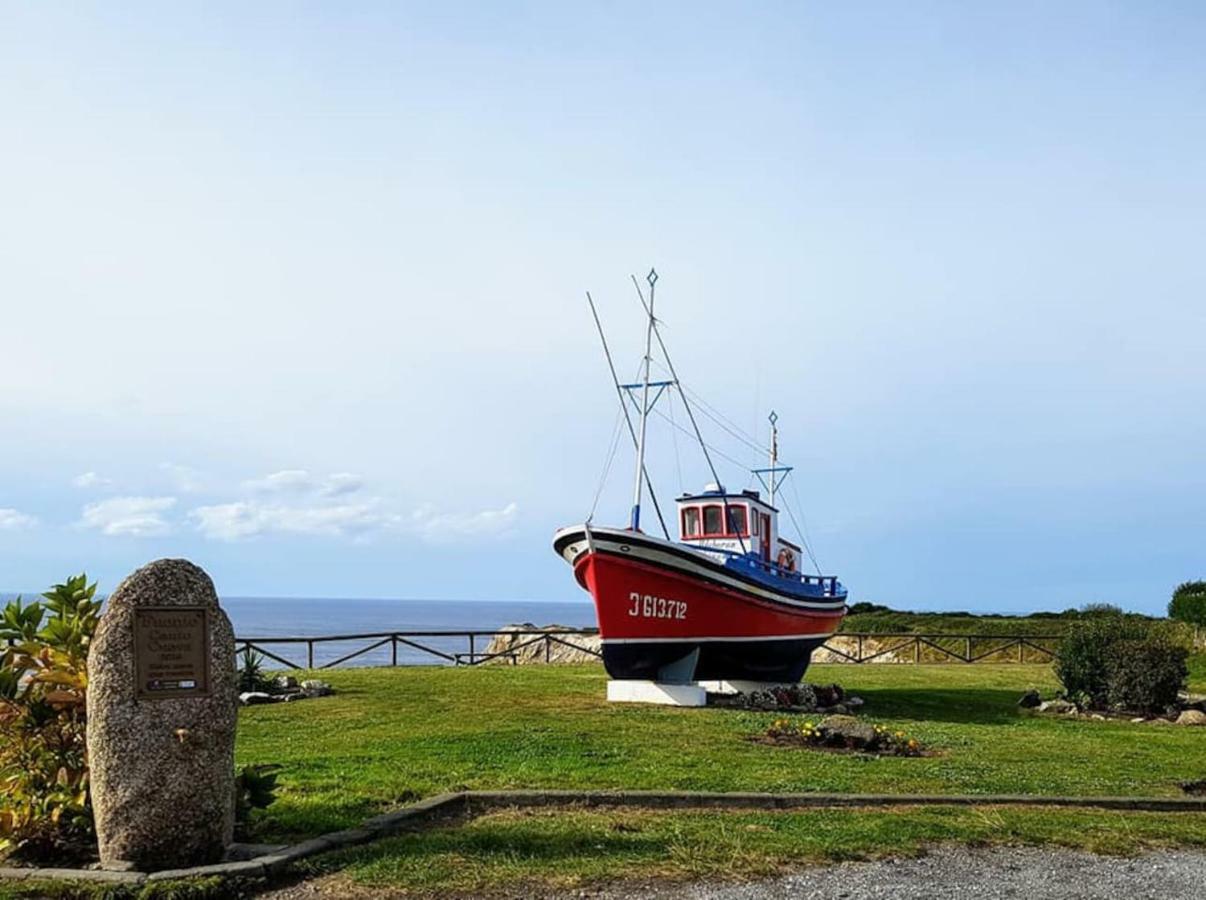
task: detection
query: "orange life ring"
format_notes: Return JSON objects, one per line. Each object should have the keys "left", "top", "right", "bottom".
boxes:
{"left": 777, "top": 548, "right": 796, "bottom": 572}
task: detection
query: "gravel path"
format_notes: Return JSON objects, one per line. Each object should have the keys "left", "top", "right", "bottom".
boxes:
{"left": 588, "top": 847, "right": 1206, "bottom": 900}
{"left": 258, "top": 846, "right": 1206, "bottom": 899}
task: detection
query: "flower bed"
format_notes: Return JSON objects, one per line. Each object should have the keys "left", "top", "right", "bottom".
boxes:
{"left": 754, "top": 715, "right": 929, "bottom": 757}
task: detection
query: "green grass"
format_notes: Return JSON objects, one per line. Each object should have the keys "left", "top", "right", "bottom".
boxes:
{"left": 236, "top": 660, "right": 1206, "bottom": 840}
{"left": 298, "top": 805, "right": 1206, "bottom": 896}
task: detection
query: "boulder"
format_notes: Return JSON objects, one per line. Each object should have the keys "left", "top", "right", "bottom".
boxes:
{"left": 813, "top": 683, "right": 846, "bottom": 708}
{"left": 1179, "top": 692, "right": 1206, "bottom": 712}
{"left": 86, "top": 559, "right": 236, "bottom": 870}
{"left": 1037, "top": 699, "right": 1076, "bottom": 715}
{"left": 1175, "top": 709, "right": 1206, "bottom": 726}
{"left": 239, "top": 691, "right": 279, "bottom": 706}
{"left": 274, "top": 675, "right": 299, "bottom": 690}
{"left": 301, "top": 679, "right": 334, "bottom": 698}
{"left": 1017, "top": 689, "right": 1041, "bottom": 709}
{"left": 482, "top": 624, "right": 601, "bottom": 664}
{"left": 788, "top": 683, "right": 817, "bottom": 710}
{"left": 845, "top": 696, "right": 865, "bottom": 711}
{"left": 816, "top": 715, "right": 879, "bottom": 750}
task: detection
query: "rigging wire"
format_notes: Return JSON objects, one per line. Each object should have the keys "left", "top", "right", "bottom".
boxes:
{"left": 632, "top": 274, "right": 749, "bottom": 555}
{"left": 648, "top": 359, "right": 766, "bottom": 457}
{"left": 585, "top": 291, "right": 671, "bottom": 539}
{"left": 666, "top": 383, "right": 685, "bottom": 494}
{"left": 587, "top": 406, "right": 627, "bottom": 522}
{"left": 782, "top": 477, "right": 823, "bottom": 574}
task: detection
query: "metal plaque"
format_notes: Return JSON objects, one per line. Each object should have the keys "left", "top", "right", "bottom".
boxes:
{"left": 134, "top": 607, "right": 211, "bottom": 700}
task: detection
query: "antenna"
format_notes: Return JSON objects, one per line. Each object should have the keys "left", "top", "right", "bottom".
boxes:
{"left": 769, "top": 410, "right": 779, "bottom": 505}
{"left": 752, "top": 409, "right": 792, "bottom": 508}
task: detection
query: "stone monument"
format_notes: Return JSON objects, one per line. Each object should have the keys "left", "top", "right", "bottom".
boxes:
{"left": 86, "top": 559, "right": 237, "bottom": 870}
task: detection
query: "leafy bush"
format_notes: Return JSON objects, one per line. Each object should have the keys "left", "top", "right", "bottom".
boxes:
{"left": 234, "top": 764, "right": 280, "bottom": 840}
{"left": 1054, "top": 615, "right": 1150, "bottom": 708}
{"left": 0, "top": 575, "right": 100, "bottom": 859}
{"left": 1104, "top": 638, "right": 1189, "bottom": 714}
{"left": 1169, "top": 581, "right": 1206, "bottom": 629}
{"left": 1056, "top": 616, "right": 1189, "bottom": 713}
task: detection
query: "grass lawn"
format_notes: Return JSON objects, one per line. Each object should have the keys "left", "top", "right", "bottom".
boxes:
{"left": 236, "top": 661, "right": 1206, "bottom": 840}
{"left": 300, "top": 805, "right": 1206, "bottom": 897}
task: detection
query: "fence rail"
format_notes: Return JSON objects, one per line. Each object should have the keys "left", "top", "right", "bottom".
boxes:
{"left": 233, "top": 629, "right": 1062, "bottom": 671}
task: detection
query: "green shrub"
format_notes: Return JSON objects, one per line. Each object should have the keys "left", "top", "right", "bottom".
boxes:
{"left": 1169, "top": 581, "right": 1206, "bottom": 629}
{"left": 1104, "top": 638, "right": 1188, "bottom": 714}
{"left": 234, "top": 764, "right": 280, "bottom": 839}
{"left": 237, "top": 647, "right": 271, "bottom": 693}
{"left": 0, "top": 574, "right": 100, "bottom": 859}
{"left": 1054, "top": 616, "right": 1150, "bottom": 707}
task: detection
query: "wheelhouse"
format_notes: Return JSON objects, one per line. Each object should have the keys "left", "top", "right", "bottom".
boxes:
{"left": 676, "top": 484, "right": 801, "bottom": 574}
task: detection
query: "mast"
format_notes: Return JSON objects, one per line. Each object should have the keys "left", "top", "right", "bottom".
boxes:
{"left": 585, "top": 291, "right": 671, "bottom": 540}
{"left": 630, "top": 268, "right": 658, "bottom": 531}
{"left": 768, "top": 410, "right": 779, "bottom": 506}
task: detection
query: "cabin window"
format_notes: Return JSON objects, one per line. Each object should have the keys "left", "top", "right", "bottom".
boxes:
{"left": 702, "top": 505, "right": 724, "bottom": 536}
{"left": 752, "top": 512, "right": 760, "bottom": 536}
{"left": 727, "top": 505, "right": 748, "bottom": 536}
{"left": 682, "top": 506, "right": 701, "bottom": 537}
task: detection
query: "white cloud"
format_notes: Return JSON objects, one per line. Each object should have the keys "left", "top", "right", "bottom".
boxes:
{"left": 190, "top": 500, "right": 382, "bottom": 541}
{"left": 0, "top": 508, "right": 38, "bottom": 530}
{"left": 242, "top": 469, "right": 314, "bottom": 494}
{"left": 72, "top": 471, "right": 113, "bottom": 489}
{"left": 79, "top": 496, "right": 177, "bottom": 537}
{"left": 242, "top": 469, "right": 364, "bottom": 497}
{"left": 319, "top": 472, "right": 363, "bottom": 497}
{"left": 406, "top": 502, "right": 519, "bottom": 543}
{"left": 188, "top": 493, "right": 518, "bottom": 545}
{"left": 159, "top": 463, "right": 206, "bottom": 493}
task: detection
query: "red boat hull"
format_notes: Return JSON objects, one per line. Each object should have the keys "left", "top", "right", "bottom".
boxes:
{"left": 575, "top": 546, "right": 844, "bottom": 682}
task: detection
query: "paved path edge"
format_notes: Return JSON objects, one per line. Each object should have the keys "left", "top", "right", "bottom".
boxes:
{"left": 2, "top": 790, "right": 1203, "bottom": 887}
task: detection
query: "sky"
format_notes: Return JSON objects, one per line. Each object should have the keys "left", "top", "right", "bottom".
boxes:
{"left": 1, "top": 2, "right": 1203, "bottom": 614}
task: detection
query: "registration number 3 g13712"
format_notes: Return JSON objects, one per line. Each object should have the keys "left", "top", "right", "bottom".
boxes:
{"left": 628, "top": 592, "right": 687, "bottom": 620}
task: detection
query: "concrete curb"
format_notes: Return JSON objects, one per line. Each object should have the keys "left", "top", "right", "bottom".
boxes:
{"left": 2, "top": 790, "right": 1203, "bottom": 889}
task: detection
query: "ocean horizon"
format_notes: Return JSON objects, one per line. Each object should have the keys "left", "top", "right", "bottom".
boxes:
{"left": 1, "top": 593, "right": 597, "bottom": 670}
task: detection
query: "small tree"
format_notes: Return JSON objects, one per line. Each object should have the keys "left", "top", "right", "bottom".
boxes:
{"left": 1169, "top": 581, "right": 1206, "bottom": 643}
{"left": 0, "top": 575, "right": 100, "bottom": 859}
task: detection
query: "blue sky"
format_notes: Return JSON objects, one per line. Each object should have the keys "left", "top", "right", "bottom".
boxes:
{"left": 1, "top": 2, "right": 1203, "bottom": 613}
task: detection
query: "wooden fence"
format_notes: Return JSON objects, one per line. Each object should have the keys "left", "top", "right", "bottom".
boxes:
{"left": 233, "top": 629, "right": 1062, "bottom": 671}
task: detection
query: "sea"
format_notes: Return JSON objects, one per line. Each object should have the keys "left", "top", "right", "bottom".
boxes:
{"left": 2, "top": 592, "right": 597, "bottom": 669}
{"left": 225, "top": 596, "right": 597, "bottom": 669}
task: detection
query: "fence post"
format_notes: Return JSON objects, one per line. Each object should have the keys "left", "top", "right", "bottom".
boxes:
{"left": 914, "top": 638, "right": 920, "bottom": 664}
{"left": 857, "top": 634, "right": 863, "bottom": 662}
{"left": 965, "top": 636, "right": 971, "bottom": 662}
{"left": 545, "top": 635, "right": 551, "bottom": 663}
{"left": 469, "top": 634, "right": 475, "bottom": 665}
{"left": 1018, "top": 639, "right": 1024, "bottom": 663}
{"left": 307, "top": 640, "right": 314, "bottom": 671}
{"left": 391, "top": 635, "right": 398, "bottom": 667}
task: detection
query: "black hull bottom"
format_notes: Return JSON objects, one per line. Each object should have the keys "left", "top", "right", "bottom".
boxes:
{"left": 601, "top": 636, "right": 827, "bottom": 684}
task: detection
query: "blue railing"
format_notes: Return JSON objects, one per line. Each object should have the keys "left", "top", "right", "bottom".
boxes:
{"left": 694, "top": 546, "right": 844, "bottom": 596}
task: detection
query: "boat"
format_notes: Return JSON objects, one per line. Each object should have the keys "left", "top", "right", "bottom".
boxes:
{"left": 552, "top": 271, "right": 847, "bottom": 685}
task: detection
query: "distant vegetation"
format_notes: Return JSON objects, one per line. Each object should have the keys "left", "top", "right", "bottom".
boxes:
{"left": 1169, "top": 580, "right": 1206, "bottom": 632}
{"left": 841, "top": 601, "right": 1167, "bottom": 637}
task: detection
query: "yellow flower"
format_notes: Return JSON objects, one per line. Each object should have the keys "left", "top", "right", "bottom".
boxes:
{"left": 895, "top": 731, "right": 905, "bottom": 739}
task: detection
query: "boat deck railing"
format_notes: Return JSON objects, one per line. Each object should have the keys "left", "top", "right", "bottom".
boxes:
{"left": 231, "top": 629, "right": 1063, "bottom": 671}
{"left": 708, "top": 547, "right": 843, "bottom": 595}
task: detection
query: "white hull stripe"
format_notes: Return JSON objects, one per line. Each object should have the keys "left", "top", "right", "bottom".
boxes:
{"left": 602, "top": 632, "right": 838, "bottom": 644}
{"left": 558, "top": 526, "right": 845, "bottom": 612}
